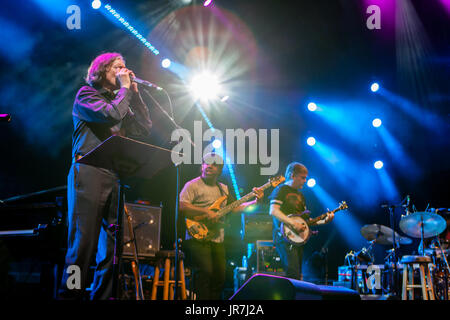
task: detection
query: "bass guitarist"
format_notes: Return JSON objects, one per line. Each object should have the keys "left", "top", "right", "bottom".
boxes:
{"left": 269, "top": 162, "right": 334, "bottom": 280}
{"left": 180, "top": 153, "right": 264, "bottom": 300}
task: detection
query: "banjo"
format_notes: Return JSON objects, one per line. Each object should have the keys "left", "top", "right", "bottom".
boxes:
{"left": 280, "top": 201, "right": 348, "bottom": 246}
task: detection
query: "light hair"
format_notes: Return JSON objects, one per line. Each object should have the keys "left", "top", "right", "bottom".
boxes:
{"left": 85, "top": 52, "right": 124, "bottom": 87}
{"left": 285, "top": 162, "right": 308, "bottom": 180}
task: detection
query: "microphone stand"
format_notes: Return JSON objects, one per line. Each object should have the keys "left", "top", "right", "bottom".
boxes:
{"left": 381, "top": 195, "right": 408, "bottom": 298}
{"left": 141, "top": 87, "right": 195, "bottom": 148}
{"left": 140, "top": 85, "right": 193, "bottom": 299}
{"left": 387, "top": 205, "right": 400, "bottom": 297}
{"left": 173, "top": 162, "right": 181, "bottom": 300}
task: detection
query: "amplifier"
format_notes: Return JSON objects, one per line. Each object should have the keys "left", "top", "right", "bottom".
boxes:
{"left": 123, "top": 203, "right": 162, "bottom": 258}
{"left": 256, "top": 240, "right": 284, "bottom": 275}
{"left": 241, "top": 213, "right": 273, "bottom": 242}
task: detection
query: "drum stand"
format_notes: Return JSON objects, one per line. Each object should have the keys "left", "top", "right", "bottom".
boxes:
{"left": 385, "top": 205, "right": 401, "bottom": 298}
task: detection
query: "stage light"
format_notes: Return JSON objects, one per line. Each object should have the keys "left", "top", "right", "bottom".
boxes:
{"left": 307, "top": 137, "right": 316, "bottom": 146}
{"left": 221, "top": 95, "right": 229, "bottom": 102}
{"left": 161, "top": 58, "right": 171, "bottom": 69}
{"left": 104, "top": 4, "right": 159, "bottom": 56}
{"left": 212, "top": 139, "right": 222, "bottom": 149}
{"left": 307, "top": 178, "right": 316, "bottom": 188}
{"left": 307, "top": 102, "right": 317, "bottom": 112}
{"left": 91, "top": 0, "right": 101, "bottom": 9}
{"left": 204, "top": 0, "right": 213, "bottom": 6}
{"left": 189, "top": 72, "right": 221, "bottom": 101}
{"left": 372, "top": 118, "right": 382, "bottom": 127}
{"left": 374, "top": 160, "right": 384, "bottom": 169}
{"left": 371, "top": 82, "right": 380, "bottom": 92}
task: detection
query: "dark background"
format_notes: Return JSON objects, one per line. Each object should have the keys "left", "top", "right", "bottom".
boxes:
{"left": 0, "top": 0, "right": 449, "bottom": 296}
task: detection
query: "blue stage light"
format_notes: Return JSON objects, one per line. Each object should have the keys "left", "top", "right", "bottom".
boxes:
{"left": 372, "top": 118, "right": 382, "bottom": 127}
{"left": 103, "top": 4, "right": 159, "bottom": 56}
{"left": 307, "top": 137, "right": 316, "bottom": 146}
{"left": 212, "top": 139, "right": 222, "bottom": 149}
{"left": 371, "top": 82, "right": 380, "bottom": 92}
{"left": 374, "top": 160, "right": 384, "bottom": 169}
{"left": 161, "top": 58, "right": 171, "bottom": 69}
{"left": 91, "top": 0, "right": 101, "bottom": 9}
{"left": 307, "top": 102, "right": 317, "bottom": 112}
{"left": 307, "top": 178, "right": 316, "bottom": 188}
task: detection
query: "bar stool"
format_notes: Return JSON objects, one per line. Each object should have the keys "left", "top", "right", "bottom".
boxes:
{"left": 151, "top": 250, "right": 187, "bottom": 300}
{"left": 401, "top": 255, "right": 435, "bottom": 300}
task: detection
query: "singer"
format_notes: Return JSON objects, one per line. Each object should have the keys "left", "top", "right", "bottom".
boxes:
{"left": 59, "top": 52, "right": 152, "bottom": 300}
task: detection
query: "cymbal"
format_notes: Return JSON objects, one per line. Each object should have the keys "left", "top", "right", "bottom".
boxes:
{"left": 399, "top": 212, "right": 447, "bottom": 239}
{"left": 360, "top": 224, "right": 412, "bottom": 246}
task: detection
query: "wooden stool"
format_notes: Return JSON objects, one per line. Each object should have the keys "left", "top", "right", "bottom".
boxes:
{"left": 151, "top": 250, "right": 187, "bottom": 300}
{"left": 401, "top": 255, "right": 435, "bottom": 300}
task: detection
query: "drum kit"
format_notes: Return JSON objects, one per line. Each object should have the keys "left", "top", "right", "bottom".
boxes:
{"left": 348, "top": 200, "right": 449, "bottom": 299}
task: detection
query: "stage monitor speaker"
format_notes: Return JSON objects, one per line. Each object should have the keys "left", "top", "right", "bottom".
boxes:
{"left": 123, "top": 203, "right": 161, "bottom": 258}
{"left": 230, "top": 273, "right": 360, "bottom": 300}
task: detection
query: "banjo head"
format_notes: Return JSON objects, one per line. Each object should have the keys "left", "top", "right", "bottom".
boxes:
{"left": 282, "top": 214, "right": 310, "bottom": 245}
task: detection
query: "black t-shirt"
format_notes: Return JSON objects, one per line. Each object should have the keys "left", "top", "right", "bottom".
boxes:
{"left": 268, "top": 184, "right": 309, "bottom": 236}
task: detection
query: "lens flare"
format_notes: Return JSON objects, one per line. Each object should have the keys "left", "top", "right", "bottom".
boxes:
{"left": 189, "top": 72, "right": 221, "bottom": 101}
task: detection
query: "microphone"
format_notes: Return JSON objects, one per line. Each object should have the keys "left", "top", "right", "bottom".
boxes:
{"left": 130, "top": 76, "right": 162, "bottom": 90}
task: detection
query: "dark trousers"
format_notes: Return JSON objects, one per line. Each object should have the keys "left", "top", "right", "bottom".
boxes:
{"left": 183, "top": 239, "right": 226, "bottom": 300}
{"left": 274, "top": 232, "right": 304, "bottom": 280}
{"left": 59, "top": 163, "right": 119, "bottom": 300}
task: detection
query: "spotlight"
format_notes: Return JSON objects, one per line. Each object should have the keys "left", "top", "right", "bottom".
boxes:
{"left": 91, "top": 0, "right": 101, "bottom": 9}
{"left": 189, "top": 72, "right": 221, "bottom": 101}
{"left": 307, "top": 137, "right": 316, "bottom": 146}
{"left": 104, "top": 4, "right": 159, "bottom": 56}
{"left": 212, "top": 139, "right": 222, "bottom": 149}
{"left": 204, "top": 0, "right": 213, "bottom": 6}
{"left": 372, "top": 118, "right": 382, "bottom": 127}
{"left": 374, "top": 160, "right": 384, "bottom": 170}
{"left": 371, "top": 82, "right": 380, "bottom": 92}
{"left": 307, "top": 102, "right": 317, "bottom": 112}
{"left": 161, "top": 58, "right": 171, "bottom": 69}
{"left": 220, "top": 95, "right": 229, "bottom": 102}
{"left": 307, "top": 178, "right": 316, "bottom": 188}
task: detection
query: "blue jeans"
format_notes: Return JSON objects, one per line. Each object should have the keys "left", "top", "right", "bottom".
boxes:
{"left": 274, "top": 231, "right": 304, "bottom": 280}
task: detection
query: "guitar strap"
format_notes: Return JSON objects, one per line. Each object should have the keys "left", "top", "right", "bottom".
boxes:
{"left": 200, "top": 177, "right": 229, "bottom": 203}
{"left": 216, "top": 181, "right": 226, "bottom": 197}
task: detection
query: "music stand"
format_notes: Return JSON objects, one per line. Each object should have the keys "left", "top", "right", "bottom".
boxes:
{"left": 77, "top": 135, "right": 176, "bottom": 299}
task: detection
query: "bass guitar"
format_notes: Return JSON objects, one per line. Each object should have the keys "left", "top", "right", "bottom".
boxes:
{"left": 185, "top": 175, "right": 285, "bottom": 241}
{"left": 280, "top": 201, "right": 348, "bottom": 246}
